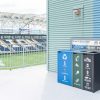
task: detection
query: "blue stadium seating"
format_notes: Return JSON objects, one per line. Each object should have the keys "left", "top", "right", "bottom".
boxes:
{"left": 13, "top": 46, "right": 24, "bottom": 52}
{"left": 0, "top": 38, "right": 46, "bottom": 53}
{"left": 3, "top": 40, "right": 10, "bottom": 44}
{"left": 0, "top": 45, "right": 10, "bottom": 51}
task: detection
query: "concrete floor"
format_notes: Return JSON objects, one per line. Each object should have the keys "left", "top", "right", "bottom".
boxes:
{"left": 0, "top": 65, "right": 100, "bottom": 100}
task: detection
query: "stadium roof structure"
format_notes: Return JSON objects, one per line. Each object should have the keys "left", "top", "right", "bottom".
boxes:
{"left": 0, "top": 12, "right": 46, "bottom": 22}
{"left": 0, "top": 12, "right": 46, "bottom": 34}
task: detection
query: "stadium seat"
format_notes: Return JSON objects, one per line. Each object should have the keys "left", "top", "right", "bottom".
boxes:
{"left": 0, "top": 45, "right": 10, "bottom": 51}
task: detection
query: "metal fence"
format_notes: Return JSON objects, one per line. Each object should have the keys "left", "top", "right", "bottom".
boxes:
{"left": 0, "top": 36, "right": 46, "bottom": 70}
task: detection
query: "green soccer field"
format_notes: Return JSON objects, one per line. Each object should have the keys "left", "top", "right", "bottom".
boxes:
{"left": 0, "top": 51, "right": 46, "bottom": 69}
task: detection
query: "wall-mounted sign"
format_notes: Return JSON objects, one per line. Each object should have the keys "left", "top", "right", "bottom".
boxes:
{"left": 73, "top": 9, "right": 81, "bottom": 16}
{"left": 71, "top": 39, "right": 100, "bottom": 51}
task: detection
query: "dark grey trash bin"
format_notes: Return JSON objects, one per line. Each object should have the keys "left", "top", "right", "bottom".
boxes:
{"left": 83, "top": 51, "right": 100, "bottom": 92}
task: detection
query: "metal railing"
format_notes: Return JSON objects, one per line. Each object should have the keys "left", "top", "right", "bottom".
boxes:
{"left": 0, "top": 38, "right": 46, "bottom": 70}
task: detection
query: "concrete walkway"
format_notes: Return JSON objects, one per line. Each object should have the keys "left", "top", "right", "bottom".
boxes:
{"left": 0, "top": 65, "right": 99, "bottom": 100}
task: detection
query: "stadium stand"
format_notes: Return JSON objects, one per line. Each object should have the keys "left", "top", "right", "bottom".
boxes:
{"left": 16, "top": 39, "right": 36, "bottom": 51}
{"left": 5, "top": 39, "right": 24, "bottom": 52}
{"left": 0, "top": 40, "right": 10, "bottom": 53}
{"left": 0, "top": 38, "right": 46, "bottom": 54}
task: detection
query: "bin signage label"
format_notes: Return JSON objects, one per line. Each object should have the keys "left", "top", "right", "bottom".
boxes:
{"left": 83, "top": 54, "right": 93, "bottom": 91}
{"left": 58, "top": 51, "right": 73, "bottom": 86}
{"left": 73, "top": 53, "right": 83, "bottom": 88}
{"left": 84, "top": 57, "right": 92, "bottom": 62}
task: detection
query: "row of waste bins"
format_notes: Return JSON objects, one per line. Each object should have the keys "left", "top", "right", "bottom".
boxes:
{"left": 58, "top": 50, "right": 100, "bottom": 92}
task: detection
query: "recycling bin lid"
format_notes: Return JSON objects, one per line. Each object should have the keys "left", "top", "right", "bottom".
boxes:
{"left": 73, "top": 50, "right": 89, "bottom": 53}
{"left": 83, "top": 51, "right": 100, "bottom": 54}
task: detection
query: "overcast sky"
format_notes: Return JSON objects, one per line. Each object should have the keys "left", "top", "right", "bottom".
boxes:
{"left": 0, "top": 0, "right": 46, "bottom": 14}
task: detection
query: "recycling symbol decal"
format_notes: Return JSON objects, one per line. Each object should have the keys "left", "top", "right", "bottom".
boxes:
{"left": 62, "top": 54, "right": 67, "bottom": 60}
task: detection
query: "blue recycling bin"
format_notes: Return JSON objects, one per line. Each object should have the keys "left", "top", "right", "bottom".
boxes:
{"left": 58, "top": 50, "right": 73, "bottom": 86}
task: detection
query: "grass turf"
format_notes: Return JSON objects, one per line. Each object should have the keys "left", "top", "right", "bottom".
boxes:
{"left": 0, "top": 51, "right": 46, "bottom": 69}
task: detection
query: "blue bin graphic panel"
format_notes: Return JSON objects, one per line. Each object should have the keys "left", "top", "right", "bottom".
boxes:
{"left": 58, "top": 50, "right": 73, "bottom": 86}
